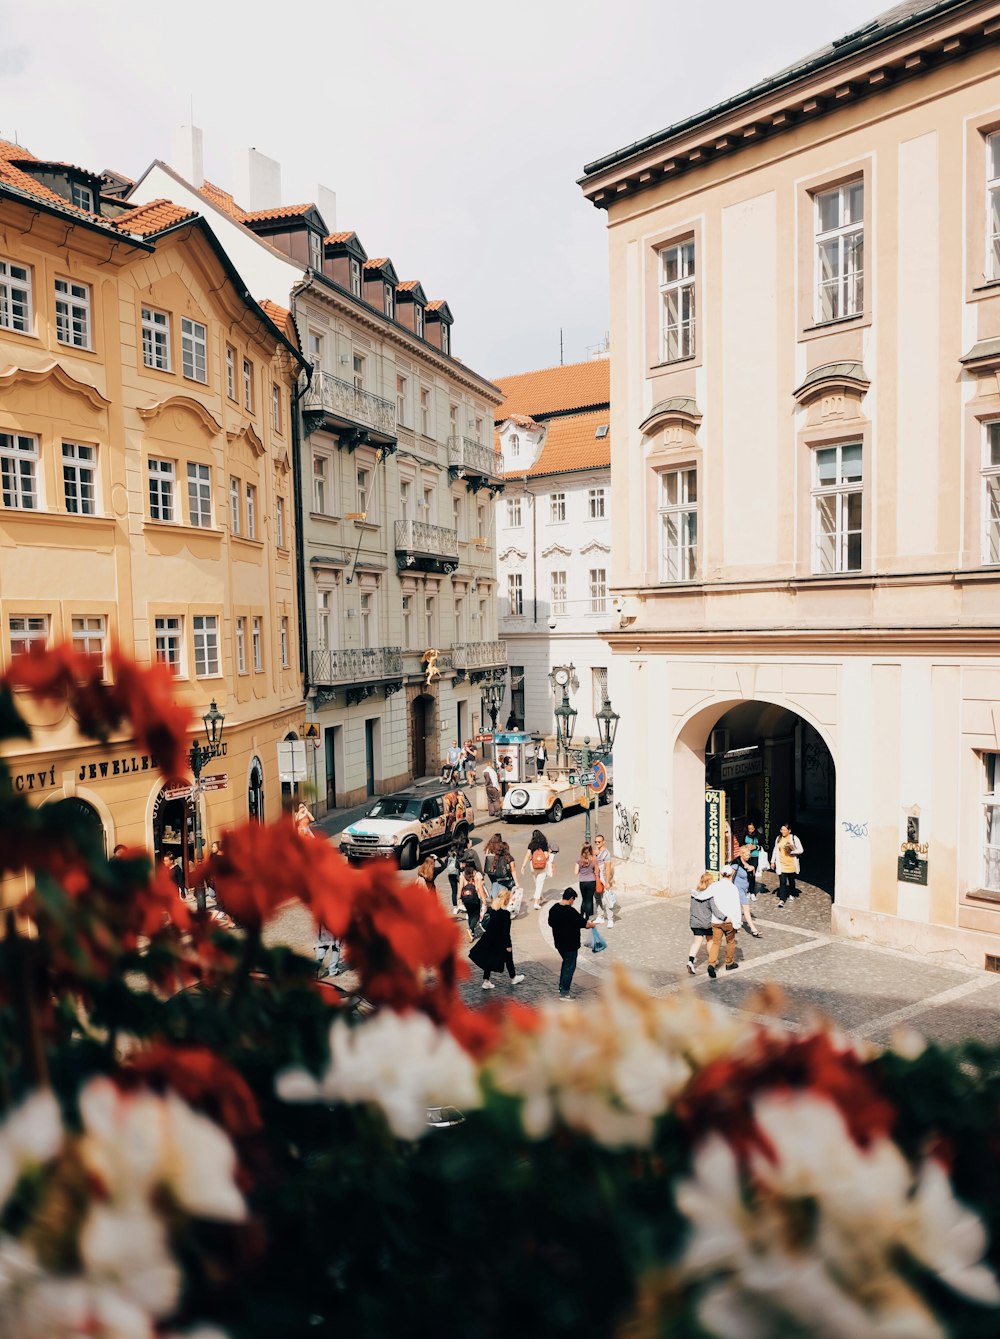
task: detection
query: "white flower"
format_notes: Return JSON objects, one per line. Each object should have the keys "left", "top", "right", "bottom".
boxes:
{"left": 0, "top": 1272, "right": 155, "bottom": 1339}
{"left": 0, "top": 1091, "right": 63, "bottom": 1210}
{"left": 80, "top": 1206, "right": 180, "bottom": 1319}
{"left": 277, "top": 1011, "right": 481, "bottom": 1140}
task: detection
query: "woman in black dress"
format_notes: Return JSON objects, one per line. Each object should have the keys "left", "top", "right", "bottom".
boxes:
{"left": 469, "top": 889, "right": 525, "bottom": 990}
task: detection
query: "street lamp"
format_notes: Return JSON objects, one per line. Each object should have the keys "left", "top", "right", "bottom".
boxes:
{"left": 561, "top": 694, "right": 621, "bottom": 846}
{"left": 595, "top": 695, "right": 620, "bottom": 754}
{"left": 481, "top": 677, "right": 505, "bottom": 733}
{"left": 553, "top": 686, "right": 577, "bottom": 766}
{"left": 189, "top": 700, "right": 226, "bottom": 911}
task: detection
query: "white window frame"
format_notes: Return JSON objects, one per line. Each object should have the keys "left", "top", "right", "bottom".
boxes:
{"left": 54, "top": 277, "right": 91, "bottom": 349}
{"left": 812, "top": 442, "right": 863, "bottom": 574}
{"left": 236, "top": 617, "right": 247, "bottom": 674}
{"left": 357, "top": 466, "right": 371, "bottom": 518}
{"left": 452, "top": 492, "right": 464, "bottom": 538}
{"left": 252, "top": 616, "right": 263, "bottom": 672}
{"left": 984, "top": 752, "right": 1000, "bottom": 893}
{"left": 550, "top": 569, "right": 567, "bottom": 617}
{"left": 508, "top": 433, "right": 520, "bottom": 461}
{"left": 148, "top": 457, "right": 174, "bottom": 522}
{"left": 506, "top": 496, "right": 522, "bottom": 527}
{"left": 658, "top": 467, "right": 698, "bottom": 582}
{"left": 276, "top": 493, "right": 286, "bottom": 549}
{"left": 154, "top": 616, "right": 183, "bottom": 673}
{"left": 0, "top": 258, "right": 32, "bottom": 333}
{"left": 280, "top": 616, "right": 290, "bottom": 669}
{"left": 987, "top": 132, "right": 1000, "bottom": 283}
{"left": 352, "top": 353, "right": 365, "bottom": 390}
{"left": 246, "top": 482, "right": 257, "bottom": 539}
{"left": 361, "top": 592, "right": 374, "bottom": 649}
{"left": 549, "top": 492, "right": 566, "bottom": 523}
{"left": 230, "top": 476, "right": 241, "bottom": 535}
{"left": 141, "top": 306, "right": 171, "bottom": 371}
{"left": 312, "top": 451, "right": 332, "bottom": 515}
{"left": 423, "top": 594, "right": 434, "bottom": 647}
{"left": 420, "top": 387, "right": 430, "bottom": 436}
{"left": 588, "top": 568, "right": 607, "bottom": 614}
{"left": 180, "top": 316, "right": 208, "bottom": 383}
{"left": 309, "top": 231, "right": 322, "bottom": 271}
{"left": 242, "top": 357, "right": 254, "bottom": 411}
{"left": 814, "top": 180, "right": 864, "bottom": 323}
{"left": 592, "top": 667, "right": 609, "bottom": 716}
{"left": 396, "top": 374, "right": 407, "bottom": 426}
{"left": 187, "top": 462, "right": 212, "bottom": 528}
{"left": 1, "top": 431, "right": 39, "bottom": 510}
{"left": 193, "top": 614, "right": 220, "bottom": 678}
{"left": 308, "top": 331, "right": 324, "bottom": 374}
{"left": 441, "top": 324, "right": 449, "bottom": 355}
{"left": 384, "top": 283, "right": 394, "bottom": 319}
{"left": 984, "top": 421, "right": 1000, "bottom": 565}
{"left": 226, "top": 344, "right": 236, "bottom": 400}
{"left": 9, "top": 615, "right": 49, "bottom": 659}
{"left": 588, "top": 487, "right": 606, "bottom": 520}
{"left": 317, "top": 589, "right": 332, "bottom": 651}
{"left": 70, "top": 181, "right": 94, "bottom": 212}
{"left": 659, "top": 239, "right": 696, "bottom": 362}
{"left": 415, "top": 305, "right": 424, "bottom": 338}
{"left": 62, "top": 441, "right": 97, "bottom": 515}
{"left": 71, "top": 615, "right": 106, "bottom": 671}
{"left": 272, "top": 383, "right": 282, "bottom": 433}
{"left": 350, "top": 258, "right": 362, "bottom": 297}
{"left": 507, "top": 572, "right": 523, "bottom": 617}
{"left": 401, "top": 594, "right": 412, "bottom": 649}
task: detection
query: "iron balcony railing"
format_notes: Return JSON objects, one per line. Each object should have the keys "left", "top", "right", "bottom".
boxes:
{"left": 305, "top": 370, "right": 396, "bottom": 437}
{"left": 311, "top": 645, "right": 403, "bottom": 687}
{"left": 447, "top": 436, "right": 503, "bottom": 479}
{"left": 394, "top": 518, "right": 459, "bottom": 560}
{"left": 452, "top": 640, "right": 507, "bottom": 671}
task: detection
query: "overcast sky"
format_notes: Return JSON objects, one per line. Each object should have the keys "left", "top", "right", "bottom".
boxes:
{"left": 2, "top": 0, "right": 882, "bottom": 380}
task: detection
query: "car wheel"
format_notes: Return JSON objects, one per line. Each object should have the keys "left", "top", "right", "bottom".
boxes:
{"left": 399, "top": 837, "right": 419, "bottom": 870}
{"left": 549, "top": 800, "right": 563, "bottom": 824}
{"left": 508, "top": 788, "right": 530, "bottom": 811}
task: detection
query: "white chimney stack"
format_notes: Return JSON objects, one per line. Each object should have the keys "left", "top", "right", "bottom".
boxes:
{"left": 241, "top": 148, "right": 281, "bottom": 212}
{"left": 317, "top": 185, "right": 337, "bottom": 231}
{"left": 171, "top": 124, "right": 204, "bottom": 188}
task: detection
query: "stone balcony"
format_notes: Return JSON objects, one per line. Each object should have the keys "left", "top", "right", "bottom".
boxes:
{"left": 447, "top": 436, "right": 504, "bottom": 489}
{"left": 394, "top": 519, "right": 459, "bottom": 574}
{"left": 303, "top": 370, "right": 396, "bottom": 449}
{"left": 452, "top": 641, "right": 508, "bottom": 684}
{"left": 311, "top": 646, "right": 403, "bottom": 699}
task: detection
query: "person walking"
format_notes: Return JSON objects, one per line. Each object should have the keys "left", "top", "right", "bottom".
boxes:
{"left": 482, "top": 761, "right": 503, "bottom": 817}
{"left": 771, "top": 823, "right": 804, "bottom": 908}
{"left": 417, "top": 855, "right": 439, "bottom": 893}
{"left": 535, "top": 739, "right": 548, "bottom": 776}
{"left": 593, "top": 833, "right": 614, "bottom": 927}
{"left": 575, "top": 844, "right": 599, "bottom": 920}
{"left": 547, "top": 888, "right": 594, "bottom": 1000}
{"left": 706, "top": 866, "right": 742, "bottom": 978}
{"left": 445, "top": 739, "right": 463, "bottom": 784}
{"left": 521, "top": 829, "right": 552, "bottom": 909}
{"left": 489, "top": 839, "right": 516, "bottom": 899}
{"left": 731, "top": 846, "right": 762, "bottom": 937}
{"left": 163, "top": 853, "right": 186, "bottom": 901}
{"left": 742, "top": 819, "right": 762, "bottom": 897}
{"left": 687, "top": 871, "right": 725, "bottom": 974}
{"left": 458, "top": 861, "right": 488, "bottom": 942}
{"left": 293, "top": 802, "right": 315, "bottom": 839}
{"left": 470, "top": 888, "right": 525, "bottom": 990}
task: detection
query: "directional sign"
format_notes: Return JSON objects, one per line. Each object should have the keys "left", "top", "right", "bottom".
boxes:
{"left": 201, "top": 774, "right": 229, "bottom": 792}
{"left": 579, "top": 769, "right": 597, "bottom": 788}
{"left": 588, "top": 761, "right": 608, "bottom": 795}
{"left": 475, "top": 732, "right": 493, "bottom": 742}
{"left": 163, "top": 784, "right": 191, "bottom": 801}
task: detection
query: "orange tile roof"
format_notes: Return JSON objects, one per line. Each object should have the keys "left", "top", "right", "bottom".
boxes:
{"left": 363, "top": 257, "right": 390, "bottom": 270}
{"left": 493, "top": 357, "right": 609, "bottom": 421}
{"left": 117, "top": 198, "right": 196, "bottom": 236}
{"left": 200, "top": 180, "right": 247, "bottom": 221}
{"left": 325, "top": 230, "right": 357, "bottom": 244}
{"left": 396, "top": 280, "right": 422, "bottom": 292}
{"left": 505, "top": 409, "right": 611, "bottom": 479}
{"left": 259, "top": 298, "right": 291, "bottom": 328}
{"left": 0, "top": 138, "right": 105, "bottom": 221}
{"left": 242, "top": 201, "right": 314, "bottom": 223}
{"left": 426, "top": 299, "right": 447, "bottom": 311}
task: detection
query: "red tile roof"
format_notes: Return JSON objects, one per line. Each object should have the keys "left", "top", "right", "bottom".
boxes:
{"left": 0, "top": 139, "right": 104, "bottom": 220}
{"left": 397, "top": 280, "right": 422, "bottom": 292}
{"left": 325, "top": 230, "right": 357, "bottom": 244}
{"left": 117, "top": 198, "right": 196, "bottom": 236}
{"left": 426, "top": 300, "right": 447, "bottom": 312}
{"left": 493, "top": 357, "right": 609, "bottom": 421}
{"left": 200, "top": 180, "right": 247, "bottom": 221}
{"left": 259, "top": 298, "right": 291, "bottom": 328}
{"left": 504, "top": 409, "right": 611, "bottom": 479}
{"left": 242, "top": 202, "right": 314, "bottom": 223}
{"left": 363, "top": 257, "right": 390, "bottom": 270}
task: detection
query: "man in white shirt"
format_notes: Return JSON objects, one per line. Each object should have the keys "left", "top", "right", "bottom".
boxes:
{"left": 706, "top": 867, "right": 742, "bottom": 979}
{"left": 445, "top": 739, "right": 463, "bottom": 782}
{"left": 535, "top": 740, "right": 548, "bottom": 776}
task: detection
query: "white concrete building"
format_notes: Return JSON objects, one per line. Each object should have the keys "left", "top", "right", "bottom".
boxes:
{"left": 494, "top": 360, "right": 613, "bottom": 743}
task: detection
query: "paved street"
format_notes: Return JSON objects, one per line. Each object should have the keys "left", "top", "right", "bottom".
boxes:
{"left": 284, "top": 789, "right": 1000, "bottom": 1049}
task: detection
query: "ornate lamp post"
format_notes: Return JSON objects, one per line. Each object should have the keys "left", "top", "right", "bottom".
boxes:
{"left": 553, "top": 683, "right": 578, "bottom": 768}
{"left": 562, "top": 694, "right": 620, "bottom": 846}
{"left": 189, "top": 700, "right": 225, "bottom": 911}
{"left": 480, "top": 675, "right": 506, "bottom": 763}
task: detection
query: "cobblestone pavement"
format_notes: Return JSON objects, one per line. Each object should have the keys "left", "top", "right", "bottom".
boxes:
{"left": 276, "top": 795, "right": 1000, "bottom": 1049}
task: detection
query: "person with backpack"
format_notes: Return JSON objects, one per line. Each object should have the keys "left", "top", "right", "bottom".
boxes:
{"left": 521, "top": 829, "right": 553, "bottom": 909}
{"left": 458, "top": 861, "right": 488, "bottom": 942}
{"left": 770, "top": 823, "right": 804, "bottom": 908}
{"left": 686, "top": 871, "right": 725, "bottom": 974}
{"left": 485, "top": 839, "right": 515, "bottom": 899}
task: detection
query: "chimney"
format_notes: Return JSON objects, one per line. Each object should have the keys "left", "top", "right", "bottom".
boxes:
{"left": 317, "top": 184, "right": 337, "bottom": 232}
{"left": 171, "top": 124, "right": 204, "bottom": 188}
{"left": 241, "top": 148, "right": 281, "bottom": 212}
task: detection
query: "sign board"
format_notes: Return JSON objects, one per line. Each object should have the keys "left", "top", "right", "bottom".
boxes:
{"left": 163, "top": 784, "right": 192, "bottom": 802}
{"left": 303, "top": 723, "right": 320, "bottom": 740}
{"left": 720, "top": 752, "right": 763, "bottom": 782}
{"left": 475, "top": 732, "right": 493, "bottom": 743}
{"left": 278, "top": 739, "right": 307, "bottom": 785}
{"left": 588, "top": 761, "right": 608, "bottom": 795}
{"left": 897, "top": 856, "right": 929, "bottom": 886}
{"left": 705, "top": 789, "right": 726, "bottom": 874}
{"left": 202, "top": 774, "right": 229, "bottom": 792}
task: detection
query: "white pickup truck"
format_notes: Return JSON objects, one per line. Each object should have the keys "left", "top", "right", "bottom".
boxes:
{"left": 339, "top": 788, "right": 473, "bottom": 869}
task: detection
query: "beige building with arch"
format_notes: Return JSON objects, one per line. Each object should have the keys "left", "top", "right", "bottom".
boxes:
{"left": 0, "top": 140, "right": 305, "bottom": 899}
{"left": 580, "top": 0, "right": 1000, "bottom": 965}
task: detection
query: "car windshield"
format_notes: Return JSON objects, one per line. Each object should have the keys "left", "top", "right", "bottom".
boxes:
{"left": 365, "top": 797, "right": 422, "bottom": 819}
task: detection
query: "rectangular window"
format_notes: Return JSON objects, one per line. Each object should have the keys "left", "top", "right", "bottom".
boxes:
{"left": 154, "top": 616, "right": 182, "bottom": 673}
{"left": 236, "top": 617, "right": 247, "bottom": 674}
{"left": 308, "top": 330, "right": 323, "bottom": 373}
{"left": 187, "top": 462, "right": 212, "bottom": 528}
{"left": 276, "top": 494, "right": 286, "bottom": 549}
{"left": 193, "top": 614, "right": 219, "bottom": 677}
{"left": 180, "top": 316, "right": 207, "bottom": 383}
{"left": 384, "top": 283, "right": 394, "bottom": 319}
{"left": 399, "top": 477, "right": 412, "bottom": 520}
{"left": 815, "top": 180, "right": 864, "bottom": 322}
{"left": 71, "top": 615, "right": 106, "bottom": 671}
{"left": 226, "top": 344, "right": 236, "bottom": 400}
{"left": 415, "top": 305, "right": 424, "bottom": 338}
{"left": 550, "top": 569, "right": 567, "bottom": 617}
{"left": 361, "top": 592, "right": 374, "bottom": 648}
{"left": 449, "top": 404, "right": 458, "bottom": 438}
{"left": 549, "top": 492, "right": 566, "bottom": 523}
{"left": 658, "top": 467, "right": 698, "bottom": 582}
{"left": 230, "top": 477, "right": 241, "bottom": 535}
{"left": 507, "top": 572, "right": 523, "bottom": 617}
{"left": 141, "top": 306, "right": 171, "bottom": 371}
{"left": 476, "top": 501, "right": 487, "bottom": 540}
{"left": 246, "top": 483, "right": 257, "bottom": 539}
{"left": 812, "top": 442, "right": 863, "bottom": 573}
{"left": 592, "top": 667, "right": 609, "bottom": 715}
{"left": 441, "top": 324, "right": 450, "bottom": 355}
{"left": 252, "top": 616, "right": 263, "bottom": 672}
{"left": 589, "top": 568, "right": 607, "bottom": 614}
{"left": 280, "top": 616, "right": 290, "bottom": 669}
{"left": 401, "top": 595, "right": 412, "bottom": 648}
{"left": 350, "top": 258, "right": 362, "bottom": 297}
{"left": 272, "top": 383, "right": 282, "bottom": 433}
{"left": 9, "top": 615, "right": 48, "bottom": 659}
{"left": 0, "top": 258, "right": 32, "bottom": 333}
{"left": 423, "top": 595, "right": 434, "bottom": 647}
{"left": 312, "top": 453, "right": 329, "bottom": 514}
{"left": 70, "top": 181, "right": 94, "bottom": 212}
{"left": 0, "top": 431, "right": 39, "bottom": 510}
{"left": 54, "top": 277, "right": 91, "bottom": 349}
{"left": 242, "top": 358, "right": 253, "bottom": 411}
{"left": 984, "top": 422, "right": 1000, "bottom": 565}
{"left": 352, "top": 353, "right": 365, "bottom": 390}
{"left": 317, "top": 590, "right": 331, "bottom": 651}
{"left": 588, "top": 487, "right": 606, "bottom": 520}
{"left": 659, "top": 239, "right": 696, "bottom": 362}
{"left": 421, "top": 485, "right": 434, "bottom": 524}
{"left": 396, "top": 374, "right": 407, "bottom": 425}
{"left": 506, "top": 496, "right": 522, "bottom": 527}
{"left": 357, "top": 467, "right": 370, "bottom": 517}
{"left": 453, "top": 493, "right": 463, "bottom": 538}
{"left": 148, "top": 457, "right": 174, "bottom": 522}
{"left": 985, "top": 753, "right": 1000, "bottom": 892}
{"left": 420, "top": 387, "right": 430, "bottom": 436}
{"left": 309, "top": 230, "right": 322, "bottom": 271}
{"left": 475, "top": 417, "right": 483, "bottom": 443}
{"left": 988, "top": 133, "right": 1000, "bottom": 283}
{"left": 62, "top": 441, "right": 97, "bottom": 515}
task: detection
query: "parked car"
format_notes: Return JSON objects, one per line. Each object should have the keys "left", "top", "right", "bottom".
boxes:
{"left": 502, "top": 767, "right": 591, "bottom": 824}
{"left": 339, "top": 789, "right": 473, "bottom": 869}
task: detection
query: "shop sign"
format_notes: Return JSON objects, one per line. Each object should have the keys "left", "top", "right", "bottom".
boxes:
{"left": 720, "top": 753, "right": 763, "bottom": 782}
{"left": 475, "top": 732, "right": 493, "bottom": 742}
{"left": 898, "top": 841, "right": 929, "bottom": 886}
{"left": 705, "top": 789, "right": 726, "bottom": 874}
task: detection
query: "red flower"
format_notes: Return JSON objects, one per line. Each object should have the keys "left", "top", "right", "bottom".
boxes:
{"left": 108, "top": 650, "right": 193, "bottom": 779}
{"left": 129, "top": 1043, "right": 262, "bottom": 1140}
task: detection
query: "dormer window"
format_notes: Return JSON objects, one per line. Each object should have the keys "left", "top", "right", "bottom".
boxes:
{"left": 308, "top": 231, "right": 322, "bottom": 271}
{"left": 414, "top": 305, "right": 424, "bottom": 339}
{"left": 384, "top": 284, "right": 394, "bottom": 319}
{"left": 509, "top": 434, "right": 520, "bottom": 459}
{"left": 441, "top": 324, "right": 449, "bottom": 355}
{"left": 71, "top": 182, "right": 94, "bottom": 213}
{"left": 350, "top": 259, "right": 362, "bottom": 297}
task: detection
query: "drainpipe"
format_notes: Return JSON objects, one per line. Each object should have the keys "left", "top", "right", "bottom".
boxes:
{"left": 289, "top": 303, "right": 314, "bottom": 697}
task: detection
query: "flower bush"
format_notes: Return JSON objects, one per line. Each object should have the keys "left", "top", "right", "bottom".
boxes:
{"left": 1, "top": 646, "right": 1000, "bottom": 1338}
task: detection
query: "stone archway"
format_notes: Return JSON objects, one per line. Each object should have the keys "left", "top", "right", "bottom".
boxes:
{"left": 409, "top": 690, "right": 437, "bottom": 780}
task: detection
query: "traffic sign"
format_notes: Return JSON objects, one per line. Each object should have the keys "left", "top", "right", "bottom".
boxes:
{"left": 579, "top": 769, "right": 597, "bottom": 788}
{"left": 588, "top": 761, "right": 608, "bottom": 795}
{"left": 202, "top": 774, "right": 229, "bottom": 792}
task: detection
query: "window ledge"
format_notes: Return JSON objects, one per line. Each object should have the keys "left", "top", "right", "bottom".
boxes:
{"left": 276, "top": 544, "right": 291, "bottom": 555}
{"left": 231, "top": 534, "right": 265, "bottom": 551}
{"left": 965, "top": 888, "right": 1000, "bottom": 905}
{"left": 309, "top": 511, "right": 343, "bottom": 524}
{"left": 804, "top": 313, "right": 866, "bottom": 333}
{"left": 56, "top": 341, "right": 96, "bottom": 356}
{"left": 1, "top": 508, "right": 115, "bottom": 529}
{"left": 353, "top": 520, "right": 380, "bottom": 532}
{"left": 971, "top": 281, "right": 1000, "bottom": 295}
{"left": 144, "top": 521, "right": 223, "bottom": 538}
{"left": 649, "top": 355, "right": 696, "bottom": 372}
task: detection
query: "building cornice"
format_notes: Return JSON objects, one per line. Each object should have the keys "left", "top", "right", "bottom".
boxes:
{"left": 580, "top": 1, "right": 1000, "bottom": 209}
{"left": 605, "top": 626, "right": 1000, "bottom": 656}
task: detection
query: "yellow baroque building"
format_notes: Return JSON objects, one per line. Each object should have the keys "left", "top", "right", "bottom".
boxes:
{"left": 0, "top": 142, "right": 308, "bottom": 900}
